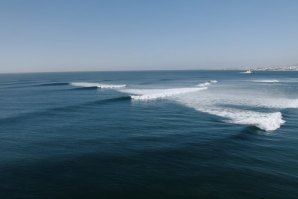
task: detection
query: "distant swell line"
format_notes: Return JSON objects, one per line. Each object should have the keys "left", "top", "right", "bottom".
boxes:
{"left": 0, "top": 96, "right": 130, "bottom": 124}
{"left": 70, "top": 87, "right": 99, "bottom": 91}
{"left": 35, "top": 82, "right": 69, "bottom": 87}
{"left": 0, "top": 82, "right": 69, "bottom": 89}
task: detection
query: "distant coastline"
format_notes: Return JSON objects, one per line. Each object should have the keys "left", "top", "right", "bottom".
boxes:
{"left": 253, "top": 65, "right": 298, "bottom": 71}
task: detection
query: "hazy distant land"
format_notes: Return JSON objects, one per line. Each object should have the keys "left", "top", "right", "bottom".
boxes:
{"left": 254, "top": 65, "right": 298, "bottom": 71}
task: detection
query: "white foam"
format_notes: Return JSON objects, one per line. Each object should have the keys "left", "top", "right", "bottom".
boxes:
{"left": 122, "top": 87, "right": 208, "bottom": 101}
{"left": 205, "top": 108, "right": 284, "bottom": 131}
{"left": 197, "top": 82, "right": 210, "bottom": 87}
{"left": 70, "top": 82, "right": 126, "bottom": 89}
{"left": 230, "top": 111, "right": 284, "bottom": 131}
{"left": 252, "top": 79, "right": 279, "bottom": 83}
{"left": 73, "top": 78, "right": 294, "bottom": 131}
{"left": 203, "top": 91, "right": 298, "bottom": 109}
{"left": 235, "top": 98, "right": 298, "bottom": 109}
{"left": 175, "top": 94, "right": 285, "bottom": 131}
{"left": 209, "top": 80, "right": 218, "bottom": 83}
{"left": 120, "top": 80, "right": 290, "bottom": 131}
{"left": 70, "top": 82, "right": 102, "bottom": 87}
{"left": 97, "top": 84, "right": 126, "bottom": 89}
{"left": 197, "top": 80, "right": 217, "bottom": 87}
{"left": 121, "top": 79, "right": 297, "bottom": 130}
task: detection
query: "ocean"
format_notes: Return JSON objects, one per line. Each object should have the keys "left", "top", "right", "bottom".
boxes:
{"left": 0, "top": 70, "right": 297, "bottom": 199}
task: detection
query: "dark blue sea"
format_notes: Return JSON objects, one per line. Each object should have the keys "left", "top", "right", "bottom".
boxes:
{"left": 0, "top": 71, "right": 297, "bottom": 199}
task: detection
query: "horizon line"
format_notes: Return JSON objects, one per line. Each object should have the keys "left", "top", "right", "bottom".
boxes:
{"left": 0, "top": 68, "right": 250, "bottom": 75}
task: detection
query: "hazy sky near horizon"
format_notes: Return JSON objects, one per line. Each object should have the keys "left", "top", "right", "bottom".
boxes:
{"left": 0, "top": 0, "right": 298, "bottom": 73}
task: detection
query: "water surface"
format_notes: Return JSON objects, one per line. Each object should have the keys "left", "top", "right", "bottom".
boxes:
{"left": 0, "top": 71, "right": 297, "bottom": 199}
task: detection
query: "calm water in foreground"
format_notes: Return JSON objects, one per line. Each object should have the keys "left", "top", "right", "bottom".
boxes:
{"left": 0, "top": 71, "right": 297, "bottom": 199}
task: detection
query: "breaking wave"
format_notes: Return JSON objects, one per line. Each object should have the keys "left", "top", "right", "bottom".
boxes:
{"left": 177, "top": 97, "right": 285, "bottom": 131}
{"left": 197, "top": 80, "right": 218, "bottom": 87}
{"left": 172, "top": 85, "right": 295, "bottom": 131}
{"left": 122, "top": 82, "right": 295, "bottom": 131}
{"left": 121, "top": 87, "right": 208, "bottom": 100}
{"left": 118, "top": 80, "right": 291, "bottom": 131}
{"left": 70, "top": 82, "right": 102, "bottom": 87}
{"left": 209, "top": 80, "right": 218, "bottom": 83}
{"left": 70, "top": 82, "right": 126, "bottom": 89}
{"left": 97, "top": 84, "right": 126, "bottom": 89}
{"left": 197, "top": 82, "right": 210, "bottom": 87}
{"left": 70, "top": 78, "right": 296, "bottom": 131}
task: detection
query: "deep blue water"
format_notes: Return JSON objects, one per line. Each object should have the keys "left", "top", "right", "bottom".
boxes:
{"left": 0, "top": 71, "right": 297, "bottom": 199}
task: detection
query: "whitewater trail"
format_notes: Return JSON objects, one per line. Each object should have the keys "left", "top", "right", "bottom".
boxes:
{"left": 122, "top": 80, "right": 295, "bottom": 131}
{"left": 70, "top": 82, "right": 126, "bottom": 89}
{"left": 174, "top": 94, "right": 285, "bottom": 131}
{"left": 71, "top": 80, "right": 297, "bottom": 131}
{"left": 171, "top": 81, "right": 298, "bottom": 131}
{"left": 197, "top": 80, "right": 218, "bottom": 87}
{"left": 121, "top": 87, "right": 208, "bottom": 100}
{"left": 186, "top": 89, "right": 298, "bottom": 109}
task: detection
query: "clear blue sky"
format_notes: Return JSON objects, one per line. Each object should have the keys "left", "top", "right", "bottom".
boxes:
{"left": 0, "top": 0, "right": 297, "bottom": 73}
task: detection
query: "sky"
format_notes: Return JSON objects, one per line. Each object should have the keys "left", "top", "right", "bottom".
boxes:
{"left": 0, "top": 0, "right": 298, "bottom": 73}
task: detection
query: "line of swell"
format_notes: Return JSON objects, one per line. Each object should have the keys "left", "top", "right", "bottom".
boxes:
{"left": 70, "top": 87, "right": 99, "bottom": 91}
{"left": 0, "top": 96, "right": 130, "bottom": 125}
{"left": 0, "top": 82, "right": 69, "bottom": 89}
{"left": 35, "top": 82, "right": 69, "bottom": 87}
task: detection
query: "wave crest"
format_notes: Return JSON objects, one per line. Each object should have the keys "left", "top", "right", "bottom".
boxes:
{"left": 197, "top": 80, "right": 218, "bottom": 87}
{"left": 70, "top": 82, "right": 126, "bottom": 89}
{"left": 122, "top": 87, "right": 208, "bottom": 101}
{"left": 211, "top": 109, "right": 285, "bottom": 131}
{"left": 178, "top": 98, "right": 285, "bottom": 131}
{"left": 175, "top": 92, "right": 286, "bottom": 131}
